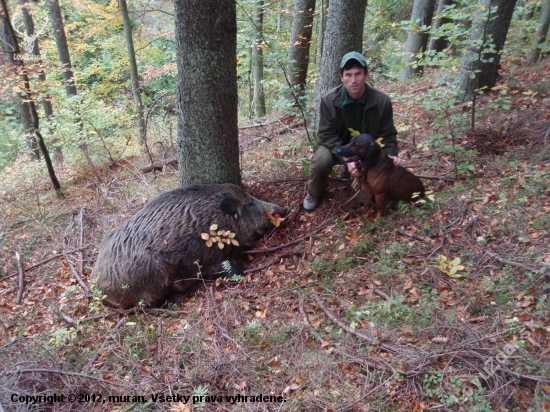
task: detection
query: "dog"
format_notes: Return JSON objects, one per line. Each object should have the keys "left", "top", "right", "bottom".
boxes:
{"left": 337, "top": 133, "right": 425, "bottom": 218}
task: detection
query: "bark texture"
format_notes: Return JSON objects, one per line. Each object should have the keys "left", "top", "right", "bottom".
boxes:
{"left": 48, "top": 0, "right": 76, "bottom": 97}
{"left": 458, "top": 0, "right": 518, "bottom": 100}
{"left": 175, "top": 0, "right": 240, "bottom": 186}
{"left": 287, "top": 0, "right": 316, "bottom": 91}
{"left": 399, "top": 0, "right": 436, "bottom": 82}
{"left": 252, "top": 0, "right": 266, "bottom": 118}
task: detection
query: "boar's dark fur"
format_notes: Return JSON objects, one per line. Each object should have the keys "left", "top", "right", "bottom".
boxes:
{"left": 91, "top": 184, "right": 288, "bottom": 308}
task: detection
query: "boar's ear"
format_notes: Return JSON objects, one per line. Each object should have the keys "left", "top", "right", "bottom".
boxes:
{"left": 220, "top": 196, "right": 243, "bottom": 218}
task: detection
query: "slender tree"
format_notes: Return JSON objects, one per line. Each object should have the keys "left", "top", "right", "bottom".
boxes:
{"left": 2, "top": 11, "right": 39, "bottom": 160}
{"left": 118, "top": 0, "right": 146, "bottom": 146}
{"left": 48, "top": 0, "right": 76, "bottom": 97}
{"left": 399, "top": 0, "right": 436, "bottom": 82}
{"left": 174, "top": 0, "right": 240, "bottom": 186}
{"left": 287, "top": 0, "right": 316, "bottom": 92}
{"left": 526, "top": 0, "right": 550, "bottom": 64}
{"left": 428, "top": 0, "right": 455, "bottom": 53}
{"left": 252, "top": 0, "right": 266, "bottom": 118}
{"left": 457, "top": 0, "right": 518, "bottom": 100}
{"left": 312, "top": 0, "right": 367, "bottom": 131}
{"left": 21, "top": 1, "right": 63, "bottom": 165}
{"left": 1, "top": 0, "right": 62, "bottom": 194}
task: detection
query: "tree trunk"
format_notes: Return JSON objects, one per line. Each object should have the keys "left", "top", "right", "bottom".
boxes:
{"left": 287, "top": 0, "right": 316, "bottom": 92}
{"left": 252, "top": 0, "right": 266, "bottom": 118}
{"left": 399, "top": 0, "right": 436, "bottom": 82}
{"left": 174, "top": 0, "right": 240, "bottom": 186}
{"left": 19, "top": 100, "right": 40, "bottom": 160}
{"left": 428, "top": 0, "right": 455, "bottom": 53}
{"left": 1, "top": 0, "right": 62, "bottom": 194}
{"left": 526, "top": 0, "right": 550, "bottom": 64}
{"left": 21, "top": 2, "right": 63, "bottom": 165}
{"left": 312, "top": 0, "right": 367, "bottom": 132}
{"left": 48, "top": 0, "right": 77, "bottom": 97}
{"left": 315, "top": 0, "right": 328, "bottom": 76}
{"left": 2, "top": 6, "right": 40, "bottom": 160}
{"left": 458, "top": 0, "right": 518, "bottom": 101}
{"left": 119, "top": 0, "right": 146, "bottom": 146}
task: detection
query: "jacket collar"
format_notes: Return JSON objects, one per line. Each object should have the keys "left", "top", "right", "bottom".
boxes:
{"left": 332, "top": 83, "right": 378, "bottom": 110}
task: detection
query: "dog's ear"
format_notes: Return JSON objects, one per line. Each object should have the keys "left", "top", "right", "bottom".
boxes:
{"left": 363, "top": 137, "right": 381, "bottom": 170}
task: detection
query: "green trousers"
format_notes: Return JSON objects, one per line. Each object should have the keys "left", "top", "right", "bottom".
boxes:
{"left": 307, "top": 145, "right": 339, "bottom": 197}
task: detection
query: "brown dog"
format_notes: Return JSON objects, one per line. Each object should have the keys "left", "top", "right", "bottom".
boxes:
{"left": 337, "top": 134, "right": 425, "bottom": 218}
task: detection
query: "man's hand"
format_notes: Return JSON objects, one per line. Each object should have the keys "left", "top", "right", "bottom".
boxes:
{"left": 346, "top": 161, "right": 364, "bottom": 179}
{"left": 389, "top": 155, "right": 405, "bottom": 167}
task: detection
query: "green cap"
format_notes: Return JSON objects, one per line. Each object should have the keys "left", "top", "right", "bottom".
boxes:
{"left": 340, "top": 52, "right": 367, "bottom": 70}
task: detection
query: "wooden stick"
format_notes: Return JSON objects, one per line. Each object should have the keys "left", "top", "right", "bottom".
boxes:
{"left": 16, "top": 247, "right": 89, "bottom": 274}
{"left": 243, "top": 223, "right": 330, "bottom": 255}
{"left": 244, "top": 249, "right": 301, "bottom": 274}
{"left": 416, "top": 174, "right": 456, "bottom": 181}
{"left": 397, "top": 229, "right": 427, "bottom": 242}
{"left": 15, "top": 252, "right": 25, "bottom": 304}
{"left": 64, "top": 254, "right": 91, "bottom": 293}
{"left": 486, "top": 251, "right": 536, "bottom": 272}
{"left": 79, "top": 208, "right": 84, "bottom": 278}
{"left": 312, "top": 292, "right": 399, "bottom": 353}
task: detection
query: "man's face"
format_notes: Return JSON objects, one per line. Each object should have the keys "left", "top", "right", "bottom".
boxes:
{"left": 340, "top": 66, "right": 367, "bottom": 100}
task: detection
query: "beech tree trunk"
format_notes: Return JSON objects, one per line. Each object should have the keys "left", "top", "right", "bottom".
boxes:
{"left": 399, "top": 0, "right": 436, "bottom": 82}
{"left": 312, "top": 0, "right": 367, "bottom": 132}
{"left": 119, "top": 0, "right": 146, "bottom": 146}
{"left": 48, "top": 0, "right": 77, "bottom": 97}
{"left": 315, "top": 0, "right": 328, "bottom": 76}
{"left": 287, "top": 0, "right": 316, "bottom": 92}
{"left": 174, "top": 0, "right": 240, "bottom": 186}
{"left": 526, "top": 0, "right": 550, "bottom": 64}
{"left": 252, "top": 0, "right": 266, "bottom": 118}
{"left": 458, "top": 0, "right": 518, "bottom": 101}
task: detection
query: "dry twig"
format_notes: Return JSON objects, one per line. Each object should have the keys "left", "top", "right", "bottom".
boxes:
{"left": 15, "top": 252, "right": 24, "bottom": 304}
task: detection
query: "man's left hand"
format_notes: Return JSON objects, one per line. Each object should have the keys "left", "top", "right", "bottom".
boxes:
{"left": 389, "top": 155, "right": 405, "bottom": 167}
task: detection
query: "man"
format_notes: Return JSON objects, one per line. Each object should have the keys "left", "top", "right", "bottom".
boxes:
{"left": 303, "top": 51, "right": 404, "bottom": 212}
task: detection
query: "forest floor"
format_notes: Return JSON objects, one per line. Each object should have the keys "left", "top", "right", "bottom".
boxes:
{"left": 1, "top": 56, "right": 549, "bottom": 411}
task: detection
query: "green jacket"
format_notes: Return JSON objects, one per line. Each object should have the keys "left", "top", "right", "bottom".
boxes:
{"left": 317, "top": 83, "right": 399, "bottom": 158}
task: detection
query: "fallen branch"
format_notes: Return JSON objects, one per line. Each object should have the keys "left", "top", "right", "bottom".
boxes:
{"left": 78, "top": 208, "right": 84, "bottom": 280}
{"left": 416, "top": 174, "right": 457, "bottom": 181}
{"left": 7, "top": 247, "right": 90, "bottom": 277}
{"left": 243, "top": 223, "right": 330, "bottom": 255}
{"left": 81, "top": 318, "right": 125, "bottom": 374}
{"left": 244, "top": 249, "right": 302, "bottom": 274}
{"left": 15, "top": 252, "right": 25, "bottom": 304}
{"left": 397, "top": 229, "right": 427, "bottom": 242}
{"left": 312, "top": 292, "right": 400, "bottom": 353}
{"left": 238, "top": 114, "right": 292, "bottom": 130}
{"left": 141, "top": 158, "right": 178, "bottom": 173}
{"left": 298, "top": 298, "right": 391, "bottom": 373}
{"left": 373, "top": 288, "right": 391, "bottom": 301}
{"left": 64, "top": 254, "right": 90, "bottom": 294}
{"left": 486, "top": 251, "right": 536, "bottom": 272}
